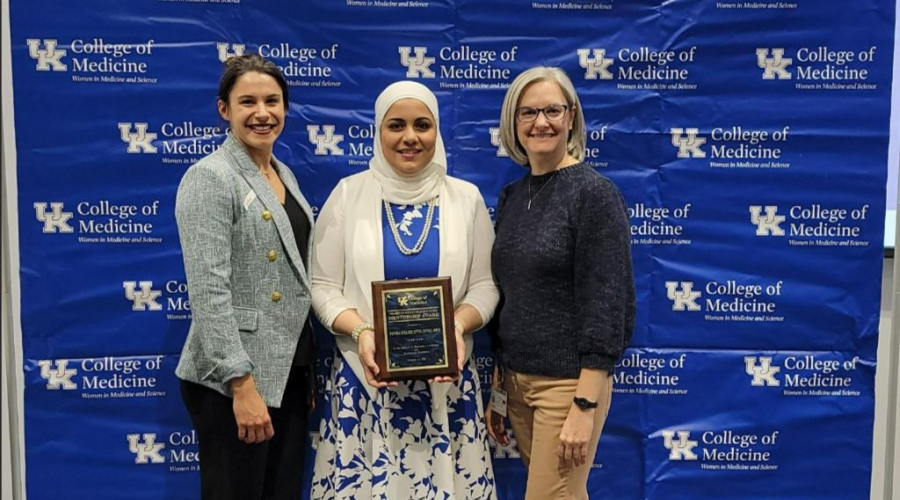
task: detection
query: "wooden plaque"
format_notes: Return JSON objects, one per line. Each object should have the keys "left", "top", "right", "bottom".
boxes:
{"left": 371, "top": 277, "right": 457, "bottom": 382}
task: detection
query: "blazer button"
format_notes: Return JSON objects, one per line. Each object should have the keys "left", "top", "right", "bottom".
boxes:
{"left": 271, "top": 291, "right": 282, "bottom": 302}
{"left": 267, "top": 250, "right": 277, "bottom": 262}
{"left": 262, "top": 211, "right": 273, "bottom": 221}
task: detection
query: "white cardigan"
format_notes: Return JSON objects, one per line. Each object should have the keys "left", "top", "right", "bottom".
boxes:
{"left": 311, "top": 170, "right": 499, "bottom": 400}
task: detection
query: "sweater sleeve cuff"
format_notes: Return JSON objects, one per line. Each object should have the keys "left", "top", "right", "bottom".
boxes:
{"left": 458, "top": 299, "right": 495, "bottom": 329}
{"left": 580, "top": 353, "right": 617, "bottom": 372}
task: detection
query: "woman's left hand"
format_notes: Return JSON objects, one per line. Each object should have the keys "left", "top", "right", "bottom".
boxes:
{"left": 558, "top": 405, "right": 595, "bottom": 467}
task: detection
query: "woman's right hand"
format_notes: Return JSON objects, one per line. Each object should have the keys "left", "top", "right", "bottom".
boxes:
{"left": 230, "top": 375, "right": 274, "bottom": 444}
{"left": 358, "top": 329, "right": 398, "bottom": 389}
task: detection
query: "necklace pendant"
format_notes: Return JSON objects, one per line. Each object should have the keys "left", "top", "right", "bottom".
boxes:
{"left": 527, "top": 199, "right": 532, "bottom": 210}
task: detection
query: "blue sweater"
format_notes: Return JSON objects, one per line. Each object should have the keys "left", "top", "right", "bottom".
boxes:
{"left": 491, "top": 163, "right": 635, "bottom": 377}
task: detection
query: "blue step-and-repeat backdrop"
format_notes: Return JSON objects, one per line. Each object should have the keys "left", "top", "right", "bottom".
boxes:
{"left": 10, "top": 0, "right": 896, "bottom": 498}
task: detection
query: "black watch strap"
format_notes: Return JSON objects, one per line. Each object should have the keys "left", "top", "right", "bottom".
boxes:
{"left": 573, "top": 396, "right": 599, "bottom": 410}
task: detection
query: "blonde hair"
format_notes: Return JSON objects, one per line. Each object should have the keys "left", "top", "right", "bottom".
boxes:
{"left": 499, "top": 67, "right": 586, "bottom": 166}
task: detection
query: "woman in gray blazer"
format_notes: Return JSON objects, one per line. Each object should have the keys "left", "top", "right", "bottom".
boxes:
{"left": 174, "top": 54, "right": 316, "bottom": 500}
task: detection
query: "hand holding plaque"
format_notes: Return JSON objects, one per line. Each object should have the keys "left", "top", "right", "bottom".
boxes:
{"left": 371, "top": 277, "right": 458, "bottom": 382}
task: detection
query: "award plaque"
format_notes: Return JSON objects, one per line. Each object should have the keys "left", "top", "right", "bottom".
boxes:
{"left": 372, "top": 277, "right": 457, "bottom": 382}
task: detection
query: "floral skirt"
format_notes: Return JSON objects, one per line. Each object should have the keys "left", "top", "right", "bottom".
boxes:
{"left": 311, "top": 349, "right": 497, "bottom": 500}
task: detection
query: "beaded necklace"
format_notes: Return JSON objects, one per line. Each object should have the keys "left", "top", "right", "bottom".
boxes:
{"left": 383, "top": 197, "right": 437, "bottom": 255}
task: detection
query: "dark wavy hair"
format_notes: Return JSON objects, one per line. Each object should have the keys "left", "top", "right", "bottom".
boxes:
{"left": 217, "top": 54, "right": 289, "bottom": 105}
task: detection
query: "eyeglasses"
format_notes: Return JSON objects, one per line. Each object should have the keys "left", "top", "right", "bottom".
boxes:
{"left": 515, "top": 104, "right": 570, "bottom": 123}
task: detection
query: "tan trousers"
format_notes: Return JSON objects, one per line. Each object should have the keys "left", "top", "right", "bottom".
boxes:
{"left": 504, "top": 370, "right": 613, "bottom": 500}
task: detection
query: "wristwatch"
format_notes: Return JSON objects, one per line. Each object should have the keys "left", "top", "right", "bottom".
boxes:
{"left": 573, "top": 396, "right": 599, "bottom": 410}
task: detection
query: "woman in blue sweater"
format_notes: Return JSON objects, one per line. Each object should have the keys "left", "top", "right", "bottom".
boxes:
{"left": 487, "top": 67, "right": 635, "bottom": 500}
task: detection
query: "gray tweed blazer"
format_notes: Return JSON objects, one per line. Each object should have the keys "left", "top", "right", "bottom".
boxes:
{"left": 174, "top": 134, "right": 313, "bottom": 408}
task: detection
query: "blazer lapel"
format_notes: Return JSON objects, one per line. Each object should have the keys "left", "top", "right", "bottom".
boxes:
{"left": 222, "top": 137, "right": 310, "bottom": 289}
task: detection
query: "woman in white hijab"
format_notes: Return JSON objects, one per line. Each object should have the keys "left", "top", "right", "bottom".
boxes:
{"left": 310, "top": 81, "right": 500, "bottom": 499}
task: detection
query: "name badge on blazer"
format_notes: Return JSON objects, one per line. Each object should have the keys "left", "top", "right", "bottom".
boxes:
{"left": 243, "top": 190, "right": 257, "bottom": 210}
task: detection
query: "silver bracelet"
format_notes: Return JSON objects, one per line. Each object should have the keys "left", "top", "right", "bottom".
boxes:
{"left": 350, "top": 322, "right": 375, "bottom": 343}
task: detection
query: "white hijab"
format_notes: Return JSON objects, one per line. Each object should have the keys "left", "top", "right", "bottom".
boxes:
{"left": 370, "top": 81, "right": 447, "bottom": 205}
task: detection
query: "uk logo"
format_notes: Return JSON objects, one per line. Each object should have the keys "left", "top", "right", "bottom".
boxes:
{"left": 756, "top": 48, "right": 792, "bottom": 80}
{"left": 119, "top": 123, "right": 158, "bottom": 154}
{"left": 744, "top": 356, "right": 781, "bottom": 387}
{"left": 34, "top": 202, "right": 74, "bottom": 233}
{"left": 662, "top": 430, "right": 699, "bottom": 461}
{"left": 489, "top": 127, "right": 508, "bottom": 157}
{"left": 665, "top": 282, "right": 702, "bottom": 311}
{"left": 398, "top": 47, "right": 436, "bottom": 78}
{"left": 123, "top": 281, "right": 163, "bottom": 311}
{"left": 749, "top": 206, "right": 786, "bottom": 236}
{"left": 670, "top": 128, "right": 707, "bottom": 158}
{"left": 217, "top": 42, "right": 246, "bottom": 62}
{"left": 127, "top": 434, "right": 166, "bottom": 464}
{"left": 26, "top": 39, "right": 67, "bottom": 71}
{"left": 306, "top": 125, "right": 345, "bottom": 155}
{"left": 489, "top": 430, "right": 520, "bottom": 459}
{"left": 577, "top": 49, "right": 614, "bottom": 80}
{"left": 38, "top": 360, "right": 78, "bottom": 390}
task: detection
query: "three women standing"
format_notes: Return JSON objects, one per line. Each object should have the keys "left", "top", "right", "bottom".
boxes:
{"left": 175, "top": 56, "right": 631, "bottom": 500}
{"left": 488, "top": 67, "right": 635, "bottom": 500}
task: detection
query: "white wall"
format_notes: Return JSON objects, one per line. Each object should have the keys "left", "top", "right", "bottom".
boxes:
{"left": 3, "top": 0, "right": 24, "bottom": 497}
{"left": 3, "top": 227, "right": 14, "bottom": 500}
